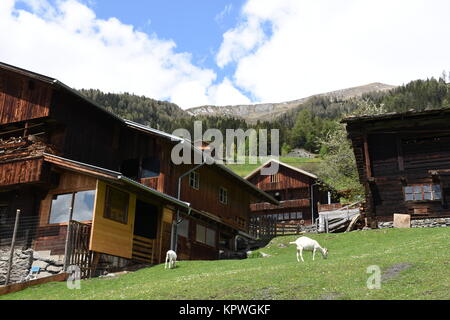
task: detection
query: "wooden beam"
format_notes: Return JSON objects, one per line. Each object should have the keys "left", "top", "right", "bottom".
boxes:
{"left": 363, "top": 134, "right": 372, "bottom": 179}
{"left": 396, "top": 135, "right": 404, "bottom": 172}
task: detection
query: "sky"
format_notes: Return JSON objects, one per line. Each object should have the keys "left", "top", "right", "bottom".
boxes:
{"left": 0, "top": 0, "right": 449, "bottom": 109}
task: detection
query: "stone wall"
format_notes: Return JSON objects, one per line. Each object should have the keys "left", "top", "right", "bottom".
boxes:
{"left": 0, "top": 248, "right": 64, "bottom": 285}
{"left": 378, "top": 217, "right": 450, "bottom": 229}
{"left": 0, "top": 248, "right": 33, "bottom": 285}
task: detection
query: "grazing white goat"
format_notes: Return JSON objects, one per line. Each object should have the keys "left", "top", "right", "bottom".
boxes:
{"left": 289, "top": 236, "right": 328, "bottom": 262}
{"left": 165, "top": 250, "right": 177, "bottom": 269}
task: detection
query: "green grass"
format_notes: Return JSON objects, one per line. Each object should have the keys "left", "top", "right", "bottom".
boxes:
{"left": 226, "top": 156, "right": 321, "bottom": 177}
{"left": 2, "top": 228, "right": 449, "bottom": 300}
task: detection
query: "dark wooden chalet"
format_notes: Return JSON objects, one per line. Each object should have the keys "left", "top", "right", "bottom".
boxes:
{"left": 344, "top": 108, "right": 450, "bottom": 225}
{"left": 245, "top": 159, "right": 336, "bottom": 225}
{"left": 0, "top": 62, "right": 277, "bottom": 275}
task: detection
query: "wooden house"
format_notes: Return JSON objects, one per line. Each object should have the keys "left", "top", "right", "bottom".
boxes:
{"left": 245, "top": 159, "right": 336, "bottom": 225}
{"left": 343, "top": 108, "right": 450, "bottom": 226}
{"left": 0, "top": 62, "right": 277, "bottom": 275}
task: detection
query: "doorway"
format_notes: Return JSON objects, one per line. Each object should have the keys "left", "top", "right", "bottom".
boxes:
{"left": 133, "top": 200, "right": 158, "bottom": 239}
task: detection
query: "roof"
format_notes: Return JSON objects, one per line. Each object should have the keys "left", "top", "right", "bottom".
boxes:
{"left": 125, "top": 122, "right": 279, "bottom": 205}
{"left": 124, "top": 120, "right": 184, "bottom": 142}
{"left": 244, "top": 159, "right": 318, "bottom": 180}
{"left": 342, "top": 107, "right": 450, "bottom": 124}
{"left": 43, "top": 153, "right": 191, "bottom": 210}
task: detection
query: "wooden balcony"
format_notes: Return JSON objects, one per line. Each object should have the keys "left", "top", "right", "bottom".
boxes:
{"left": 140, "top": 176, "right": 160, "bottom": 190}
{"left": 250, "top": 198, "right": 310, "bottom": 212}
{"left": 0, "top": 157, "right": 46, "bottom": 187}
{"left": 258, "top": 181, "right": 309, "bottom": 191}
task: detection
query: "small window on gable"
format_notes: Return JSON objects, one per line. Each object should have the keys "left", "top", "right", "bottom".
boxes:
{"left": 189, "top": 171, "right": 199, "bottom": 190}
{"left": 219, "top": 187, "right": 228, "bottom": 204}
{"left": 404, "top": 184, "right": 441, "bottom": 202}
{"left": 270, "top": 173, "right": 280, "bottom": 183}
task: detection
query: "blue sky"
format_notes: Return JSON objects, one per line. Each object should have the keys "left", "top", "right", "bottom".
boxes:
{"left": 89, "top": 1, "right": 244, "bottom": 69}
{"left": 1, "top": 0, "right": 450, "bottom": 109}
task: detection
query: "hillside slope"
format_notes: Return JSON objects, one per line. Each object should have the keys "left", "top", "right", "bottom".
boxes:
{"left": 187, "top": 83, "right": 396, "bottom": 123}
{"left": 3, "top": 228, "right": 448, "bottom": 300}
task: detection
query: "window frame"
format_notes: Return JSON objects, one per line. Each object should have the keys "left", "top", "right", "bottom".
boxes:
{"left": 219, "top": 187, "right": 228, "bottom": 204}
{"left": 270, "top": 173, "right": 280, "bottom": 183}
{"left": 48, "top": 190, "right": 96, "bottom": 225}
{"left": 403, "top": 184, "right": 442, "bottom": 202}
{"left": 195, "top": 222, "right": 217, "bottom": 247}
{"left": 178, "top": 218, "right": 189, "bottom": 238}
{"left": 104, "top": 186, "right": 130, "bottom": 224}
{"left": 189, "top": 171, "right": 200, "bottom": 190}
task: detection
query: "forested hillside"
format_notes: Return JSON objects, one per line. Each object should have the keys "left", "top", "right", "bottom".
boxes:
{"left": 78, "top": 77, "right": 450, "bottom": 201}
{"left": 79, "top": 89, "right": 189, "bottom": 132}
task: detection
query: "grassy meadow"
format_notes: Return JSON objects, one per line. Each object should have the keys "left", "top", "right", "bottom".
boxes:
{"left": 2, "top": 228, "right": 449, "bottom": 300}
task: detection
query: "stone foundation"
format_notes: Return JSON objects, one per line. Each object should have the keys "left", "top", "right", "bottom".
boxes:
{"left": 0, "top": 248, "right": 64, "bottom": 285}
{"left": 378, "top": 217, "right": 450, "bottom": 229}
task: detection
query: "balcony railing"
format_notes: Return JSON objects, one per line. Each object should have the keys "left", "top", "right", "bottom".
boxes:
{"left": 250, "top": 198, "right": 310, "bottom": 211}
{"left": 140, "top": 176, "right": 160, "bottom": 190}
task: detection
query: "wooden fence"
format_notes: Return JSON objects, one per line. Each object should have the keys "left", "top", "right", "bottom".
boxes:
{"left": 250, "top": 216, "right": 306, "bottom": 239}
{"left": 67, "top": 221, "right": 93, "bottom": 279}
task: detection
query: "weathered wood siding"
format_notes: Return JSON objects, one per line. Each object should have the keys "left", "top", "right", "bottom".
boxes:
{"left": 346, "top": 115, "right": 450, "bottom": 220}
{"left": 157, "top": 207, "right": 173, "bottom": 263}
{"left": 0, "top": 69, "right": 52, "bottom": 125}
{"left": 0, "top": 158, "right": 45, "bottom": 186}
{"left": 246, "top": 163, "right": 318, "bottom": 222}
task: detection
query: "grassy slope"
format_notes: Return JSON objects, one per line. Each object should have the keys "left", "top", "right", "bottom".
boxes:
{"left": 2, "top": 228, "right": 449, "bottom": 300}
{"left": 226, "top": 157, "right": 321, "bottom": 177}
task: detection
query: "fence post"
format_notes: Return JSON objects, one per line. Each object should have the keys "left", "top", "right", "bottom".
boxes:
{"left": 5, "top": 209, "right": 21, "bottom": 285}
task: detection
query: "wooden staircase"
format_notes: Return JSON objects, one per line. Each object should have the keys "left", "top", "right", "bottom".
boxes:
{"left": 132, "top": 235, "right": 157, "bottom": 264}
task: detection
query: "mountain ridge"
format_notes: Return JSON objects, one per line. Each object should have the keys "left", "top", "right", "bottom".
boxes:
{"left": 187, "top": 82, "right": 396, "bottom": 122}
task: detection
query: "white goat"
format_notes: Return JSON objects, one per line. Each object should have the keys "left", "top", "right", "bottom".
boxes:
{"left": 165, "top": 250, "right": 177, "bottom": 269}
{"left": 289, "top": 236, "right": 328, "bottom": 262}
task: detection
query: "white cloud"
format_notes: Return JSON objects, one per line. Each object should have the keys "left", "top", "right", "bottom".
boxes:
{"left": 0, "top": 0, "right": 250, "bottom": 109}
{"left": 207, "top": 77, "right": 251, "bottom": 106}
{"left": 217, "top": 0, "right": 450, "bottom": 103}
{"left": 215, "top": 3, "right": 233, "bottom": 26}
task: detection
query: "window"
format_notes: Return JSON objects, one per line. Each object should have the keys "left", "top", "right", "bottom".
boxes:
{"left": 219, "top": 187, "right": 228, "bottom": 204}
{"left": 196, "top": 223, "right": 216, "bottom": 247}
{"left": 196, "top": 224, "right": 206, "bottom": 243}
{"left": 120, "top": 159, "right": 139, "bottom": 180}
{"left": 404, "top": 184, "right": 441, "bottom": 201}
{"left": 104, "top": 186, "right": 129, "bottom": 224}
{"left": 206, "top": 228, "right": 216, "bottom": 247}
{"left": 178, "top": 219, "right": 189, "bottom": 238}
{"left": 189, "top": 171, "right": 200, "bottom": 190}
{"left": 270, "top": 174, "right": 280, "bottom": 183}
{"left": 141, "top": 157, "right": 160, "bottom": 178}
{"left": 49, "top": 190, "right": 96, "bottom": 224}
{"left": 235, "top": 216, "right": 246, "bottom": 228}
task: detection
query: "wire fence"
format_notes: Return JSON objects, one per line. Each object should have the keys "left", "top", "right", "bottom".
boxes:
{"left": 0, "top": 211, "right": 69, "bottom": 286}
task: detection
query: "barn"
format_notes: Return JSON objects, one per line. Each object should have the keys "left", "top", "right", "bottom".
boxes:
{"left": 344, "top": 108, "right": 450, "bottom": 226}
{"left": 245, "top": 159, "right": 338, "bottom": 227}
{"left": 0, "top": 62, "right": 277, "bottom": 279}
